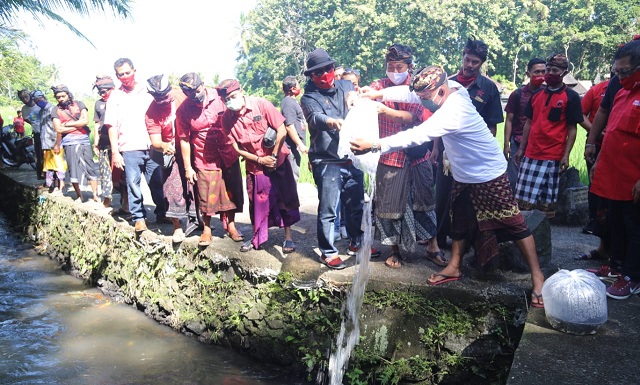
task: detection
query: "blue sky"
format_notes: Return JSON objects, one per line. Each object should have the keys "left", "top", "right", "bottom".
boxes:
{"left": 15, "top": 0, "right": 256, "bottom": 96}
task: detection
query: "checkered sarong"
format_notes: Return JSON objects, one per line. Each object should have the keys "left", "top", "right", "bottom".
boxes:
{"left": 515, "top": 157, "right": 560, "bottom": 204}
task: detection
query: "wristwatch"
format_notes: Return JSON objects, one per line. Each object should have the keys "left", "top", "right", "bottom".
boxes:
{"left": 371, "top": 142, "right": 380, "bottom": 153}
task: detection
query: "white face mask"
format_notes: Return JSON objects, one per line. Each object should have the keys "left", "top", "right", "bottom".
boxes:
{"left": 386, "top": 70, "right": 409, "bottom": 85}
{"left": 226, "top": 97, "right": 244, "bottom": 111}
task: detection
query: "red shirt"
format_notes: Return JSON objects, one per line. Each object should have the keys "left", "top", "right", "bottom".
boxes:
{"left": 590, "top": 86, "right": 640, "bottom": 201}
{"left": 145, "top": 88, "right": 186, "bottom": 143}
{"left": 176, "top": 88, "right": 238, "bottom": 170}
{"left": 13, "top": 117, "right": 24, "bottom": 133}
{"left": 222, "top": 95, "right": 288, "bottom": 175}
{"left": 581, "top": 80, "right": 609, "bottom": 122}
{"left": 56, "top": 101, "right": 91, "bottom": 136}
{"left": 524, "top": 85, "right": 583, "bottom": 160}
{"left": 370, "top": 78, "right": 426, "bottom": 167}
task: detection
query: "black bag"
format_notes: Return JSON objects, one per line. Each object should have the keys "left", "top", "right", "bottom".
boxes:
{"left": 162, "top": 153, "right": 175, "bottom": 169}
{"left": 263, "top": 127, "right": 277, "bottom": 148}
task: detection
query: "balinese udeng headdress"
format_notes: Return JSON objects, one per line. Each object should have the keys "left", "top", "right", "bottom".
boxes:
{"left": 93, "top": 75, "right": 115, "bottom": 91}
{"left": 385, "top": 44, "right": 413, "bottom": 64}
{"left": 410, "top": 66, "right": 447, "bottom": 92}
{"left": 178, "top": 72, "right": 203, "bottom": 92}
{"left": 546, "top": 54, "right": 569, "bottom": 70}
{"left": 146, "top": 74, "right": 172, "bottom": 99}
{"left": 51, "top": 84, "right": 73, "bottom": 100}
{"left": 216, "top": 79, "right": 241, "bottom": 99}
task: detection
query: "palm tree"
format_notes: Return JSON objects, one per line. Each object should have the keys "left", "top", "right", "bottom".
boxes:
{"left": 0, "top": 0, "right": 132, "bottom": 45}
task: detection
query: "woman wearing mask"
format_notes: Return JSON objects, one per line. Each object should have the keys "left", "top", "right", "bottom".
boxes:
{"left": 219, "top": 79, "right": 300, "bottom": 254}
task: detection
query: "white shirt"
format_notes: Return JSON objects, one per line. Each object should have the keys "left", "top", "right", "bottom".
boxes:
{"left": 379, "top": 81, "right": 506, "bottom": 184}
{"left": 104, "top": 83, "right": 153, "bottom": 152}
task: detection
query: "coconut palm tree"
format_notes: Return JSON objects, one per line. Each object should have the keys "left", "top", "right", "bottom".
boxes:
{"left": 0, "top": 0, "right": 132, "bottom": 44}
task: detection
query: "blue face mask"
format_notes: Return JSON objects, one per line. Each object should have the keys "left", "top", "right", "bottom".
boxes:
{"left": 35, "top": 99, "right": 47, "bottom": 109}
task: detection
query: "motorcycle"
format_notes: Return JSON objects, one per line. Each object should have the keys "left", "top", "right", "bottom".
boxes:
{"left": 1, "top": 125, "right": 36, "bottom": 169}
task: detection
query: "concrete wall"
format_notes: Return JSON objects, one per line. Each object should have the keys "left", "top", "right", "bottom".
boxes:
{"left": 0, "top": 172, "right": 524, "bottom": 385}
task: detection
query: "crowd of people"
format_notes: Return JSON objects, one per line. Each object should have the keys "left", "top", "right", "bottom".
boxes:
{"left": 6, "top": 35, "right": 638, "bottom": 304}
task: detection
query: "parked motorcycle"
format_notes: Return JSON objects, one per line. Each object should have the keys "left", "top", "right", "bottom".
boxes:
{"left": 1, "top": 125, "right": 36, "bottom": 169}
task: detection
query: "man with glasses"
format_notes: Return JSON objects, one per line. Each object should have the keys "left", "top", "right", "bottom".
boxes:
{"left": 300, "top": 48, "right": 374, "bottom": 269}
{"left": 104, "top": 58, "right": 166, "bottom": 233}
{"left": 587, "top": 39, "right": 640, "bottom": 300}
{"left": 514, "top": 54, "right": 583, "bottom": 219}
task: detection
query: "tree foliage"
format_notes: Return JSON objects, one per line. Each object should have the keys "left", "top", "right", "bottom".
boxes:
{"left": 0, "top": 0, "right": 132, "bottom": 44}
{"left": 236, "top": 0, "right": 640, "bottom": 103}
{"left": 0, "top": 38, "right": 55, "bottom": 105}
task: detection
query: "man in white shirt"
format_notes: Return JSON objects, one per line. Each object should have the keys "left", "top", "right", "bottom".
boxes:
{"left": 351, "top": 65, "right": 545, "bottom": 308}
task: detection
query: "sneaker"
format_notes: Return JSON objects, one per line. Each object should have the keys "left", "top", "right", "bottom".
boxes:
{"left": 586, "top": 265, "right": 620, "bottom": 279}
{"left": 606, "top": 276, "right": 640, "bottom": 300}
{"left": 346, "top": 245, "right": 381, "bottom": 258}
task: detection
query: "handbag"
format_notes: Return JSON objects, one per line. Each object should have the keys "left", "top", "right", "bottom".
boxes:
{"left": 263, "top": 126, "right": 277, "bottom": 148}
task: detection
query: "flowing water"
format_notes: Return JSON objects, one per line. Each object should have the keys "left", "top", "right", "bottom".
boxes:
{"left": 327, "top": 175, "right": 376, "bottom": 385}
{"left": 0, "top": 214, "right": 296, "bottom": 385}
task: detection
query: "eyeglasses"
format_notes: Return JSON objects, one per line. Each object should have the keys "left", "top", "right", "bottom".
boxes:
{"left": 613, "top": 65, "right": 639, "bottom": 78}
{"left": 311, "top": 65, "right": 335, "bottom": 77}
{"left": 343, "top": 68, "right": 360, "bottom": 76}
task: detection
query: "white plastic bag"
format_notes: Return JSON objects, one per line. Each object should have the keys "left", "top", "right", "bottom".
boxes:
{"left": 337, "top": 99, "right": 380, "bottom": 174}
{"left": 541, "top": 269, "right": 608, "bottom": 335}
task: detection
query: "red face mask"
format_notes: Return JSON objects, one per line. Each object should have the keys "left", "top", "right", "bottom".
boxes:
{"left": 530, "top": 76, "right": 545, "bottom": 88}
{"left": 118, "top": 74, "right": 136, "bottom": 89}
{"left": 311, "top": 70, "right": 335, "bottom": 90}
{"left": 291, "top": 87, "right": 301, "bottom": 96}
{"left": 544, "top": 73, "right": 564, "bottom": 88}
{"left": 620, "top": 70, "right": 640, "bottom": 90}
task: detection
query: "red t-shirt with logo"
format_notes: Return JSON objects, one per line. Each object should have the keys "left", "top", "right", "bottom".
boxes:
{"left": 590, "top": 86, "right": 640, "bottom": 201}
{"left": 524, "top": 85, "right": 583, "bottom": 160}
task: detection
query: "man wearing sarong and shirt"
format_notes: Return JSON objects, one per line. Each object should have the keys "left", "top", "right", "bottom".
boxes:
{"left": 351, "top": 65, "right": 545, "bottom": 308}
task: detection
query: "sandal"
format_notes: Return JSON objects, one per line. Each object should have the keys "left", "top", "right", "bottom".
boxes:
{"left": 198, "top": 234, "right": 212, "bottom": 247}
{"left": 574, "top": 249, "right": 607, "bottom": 260}
{"left": 531, "top": 291, "right": 544, "bottom": 308}
{"left": 282, "top": 239, "right": 296, "bottom": 254}
{"left": 227, "top": 231, "right": 244, "bottom": 242}
{"left": 426, "top": 250, "right": 448, "bottom": 267}
{"left": 240, "top": 240, "right": 261, "bottom": 252}
{"left": 428, "top": 273, "right": 463, "bottom": 286}
{"left": 384, "top": 252, "right": 403, "bottom": 269}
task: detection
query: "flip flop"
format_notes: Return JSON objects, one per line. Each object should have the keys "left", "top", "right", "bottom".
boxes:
{"left": 426, "top": 250, "right": 448, "bottom": 267}
{"left": 574, "top": 249, "right": 607, "bottom": 260}
{"left": 428, "top": 273, "right": 463, "bottom": 286}
{"left": 282, "top": 239, "right": 296, "bottom": 254}
{"left": 531, "top": 291, "right": 544, "bottom": 308}
{"left": 384, "top": 252, "right": 403, "bottom": 269}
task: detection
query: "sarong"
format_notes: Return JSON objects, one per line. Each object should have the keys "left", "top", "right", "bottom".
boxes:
{"left": 63, "top": 143, "right": 97, "bottom": 185}
{"left": 246, "top": 158, "right": 300, "bottom": 249}
{"left": 515, "top": 157, "right": 560, "bottom": 205}
{"left": 196, "top": 160, "right": 244, "bottom": 217}
{"left": 374, "top": 161, "right": 437, "bottom": 251}
{"left": 451, "top": 172, "right": 530, "bottom": 266}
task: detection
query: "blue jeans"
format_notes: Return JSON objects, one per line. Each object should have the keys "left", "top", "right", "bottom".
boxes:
{"left": 122, "top": 150, "right": 165, "bottom": 222}
{"left": 506, "top": 138, "right": 520, "bottom": 193}
{"left": 313, "top": 162, "right": 364, "bottom": 257}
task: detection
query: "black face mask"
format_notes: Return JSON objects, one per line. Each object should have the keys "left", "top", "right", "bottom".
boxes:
{"left": 59, "top": 99, "right": 73, "bottom": 108}
{"left": 421, "top": 98, "right": 439, "bottom": 113}
{"left": 194, "top": 88, "right": 206, "bottom": 103}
